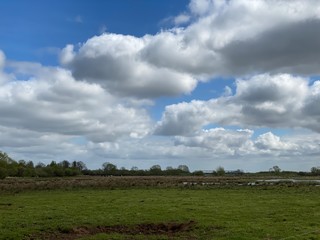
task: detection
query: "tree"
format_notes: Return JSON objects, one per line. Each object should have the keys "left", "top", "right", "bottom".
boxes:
{"left": 72, "top": 161, "right": 87, "bottom": 171}
{"left": 18, "top": 160, "right": 26, "bottom": 167}
{"left": 131, "top": 166, "right": 139, "bottom": 171}
{"left": 60, "top": 160, "right": 70, "bottom": 169}
{"left": 0, "top": 167, "right": 7, "bottom": 179}
{"left": 35, "top": 162, "right": 46, "bottom": 168}
{"left": 216, "top": 166, "right": 225, "bottom": 176}
{"left": 26, "top": 161, "right": 34, "bottom": 168}
{"left": 178, "top": 165, "right": 190, "bottom": 173}
{"left": 269, "top": 165, "right": 281, "bottom": 174}
{"left": 149, "top": 165, "right": 162, "bottom": 175}
{"left": 150, "top": 165, "right": 161, "bottom": 171}
{"left": 49, "top": 161, "right": 57, "bottom": 167}
{"left": 311, "top": 167, "right": 320, "bottom": 175}
{"left": 0, "top": 151, "right": 15, "bottom": 166}
{"left": 102, "top": 162, "right": 117, "bottom": 174}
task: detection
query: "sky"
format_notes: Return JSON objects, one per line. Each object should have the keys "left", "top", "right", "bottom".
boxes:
{"left": 0, "top": 0, "right": 320, "bottom": 172}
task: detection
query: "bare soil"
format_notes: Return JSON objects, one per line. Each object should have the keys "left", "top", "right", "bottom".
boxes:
{"left": 26, "top": 220, "right": 196, "bottom": 240}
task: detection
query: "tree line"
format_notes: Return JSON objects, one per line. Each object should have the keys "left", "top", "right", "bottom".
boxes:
{"left": 0, "top": 151, "right": 202, "bottom": 179}
{"left": 83, "top": 163, "right": 204, "bottom": 177}
{"left": 1, "top": 151, "right": 320, "bottom": 179}
{"left": 0, "top": 151, "right": 87, "bottom": 179}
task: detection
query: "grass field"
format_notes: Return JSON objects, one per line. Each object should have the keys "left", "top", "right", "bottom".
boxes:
{"left": 0, "top": 177, "right": 320, "bottom": 239}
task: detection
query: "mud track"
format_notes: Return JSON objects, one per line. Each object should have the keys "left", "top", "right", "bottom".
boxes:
{"left": 26, "top": 220, "right": 196, "bottom": 240}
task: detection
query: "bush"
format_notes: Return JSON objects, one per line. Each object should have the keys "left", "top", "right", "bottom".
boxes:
{"left": 0, "top": 167, "right": 7, "bottom": 179}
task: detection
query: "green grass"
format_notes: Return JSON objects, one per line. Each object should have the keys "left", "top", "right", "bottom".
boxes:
{"left": 0, "top": 186, "right": 320, "bottom": 239}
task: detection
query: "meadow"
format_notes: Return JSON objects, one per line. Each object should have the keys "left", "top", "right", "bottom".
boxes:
{"left": 0, "top": 176, "right": 319, "bottom": 240}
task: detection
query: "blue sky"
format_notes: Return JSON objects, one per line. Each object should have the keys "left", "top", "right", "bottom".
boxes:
{"left": 0, "top": 0, "right": 189, "bottom": 64}
{"left": 0, "top": 0, "right": 320, "bottom": 172}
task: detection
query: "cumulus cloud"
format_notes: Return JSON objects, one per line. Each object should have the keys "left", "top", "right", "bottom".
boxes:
{"left": 172, "top": 126, "right": 319, "bottom": 158}
{"left": 169, "top": 127, "right": 320, "bottom": 169}
{"left": 60, "top": 0, "right": 320, "bottom": 99}
{"left": 0, "top": 125, "right": 68, "bottom": 148}
{"left": 174, "top": 128, "right": 295, "bottom": 156}
{"left": 175, "top": 128, "right": 254, "bottom": 155}
{"left": 255, "top": 132, "right": 298, "bottom": 151}
{"left": 185, "top": 0, "right": 320, "bottom": 50}
{"left": 61, "top": 33, "right": 197, "bottom": 98}
{"left": 0, "top": 50, "right": 12, "bottom": 85}
{"left": 155, "top": 74, "right": 320, "bottom": 135}
{"left": 219, "top": 19, "right": 320, "bottom": 75}
{"left": 154, "top": 98, "right": 240, "bottom": 136}
{"left": 188, "top": 0, "right": 212, "bottom": 16}
{"left": 2, "top": 0, "right": 320, "bottom": 170}
{"left": 0, "top": 62, "right": 151, "bottom": 143}
{"left": 236, "top": 74, "right": 309, "bottom": 128}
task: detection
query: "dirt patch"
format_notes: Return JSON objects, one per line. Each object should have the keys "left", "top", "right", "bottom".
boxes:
{"left": 26, "top": 220, "right": 196, "bottom": 240}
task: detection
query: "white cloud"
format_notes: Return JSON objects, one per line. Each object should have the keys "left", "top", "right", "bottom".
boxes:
{"left": 2, "top": 1, "right": 320, "bottom": 171}
{"left": 155, "top": 98, "right": 240, "bottom": 136}
{"left": 0, "top": 52, "right": 15, "bottom": 85}
{"left": 145, "top": 0, "right": 320, "bottom": 78}
{"left": 156, "top": 74, "right": 320, "bottom": 135}
{"left": 60, "top": 44, "right": 75, "bottom": 65}
{"left": 188, "top": 0, "right": 212, "bottom": 16}
{"left": 172, "top": 127, "right": 320, "bottom": 161}
{"left": 0, "top": 50, "right": 5, "bottom": 69}
{"left": 186, "top": 0, "right": 320, "bottom": 49}
{"left": 60, "top": 0, "right": 320, "bottom": 99}
{"left": 0, "top": 51, "right": 7, "bottom": 85}
{"left": 1, "top": 62, "right": 319, "bottom": 171}
{"left": 175, "top": 128, "right": 254, "bottom": 155}
{"left": 223, "top": 86, "right": 232, "bottom": 97}
{"left": 0, "top": 60, "right": 151, "bottom": 144}
{"left": 61, "top": 33, "right": 197, "bottom": 98}
{"left": 99, "top": 24, "right": 107, "bottom": 34}
{"left": 174, "top": 14, "right": 191, "bottom": 25}
{"left": 255, "top": 132, "right": 297, "bottom": 151}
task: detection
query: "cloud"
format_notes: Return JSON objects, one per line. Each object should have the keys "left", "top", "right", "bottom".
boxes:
{"left": 75, "top": 15, "right": 83, "bottom": 23}
{"left": 188, "top": 0, "right": 212, "bottom": 16}
{"left": 2, "top": 1, "right": 320, "bottom": 171}
{"left": 185, "top": 0, "right": 320, "bottom": 49}
{"left": 61, "top": 33, "right": 197, "bottom": 98}
{"left": 0, "top": 125, "right": 68, "bottom": 148}
{"left": 174, "top": 14, "right": 191, "bottom": 25}
{"left": 1, "top": 56, "right": 319, "bottom": 170}
{"left": 99, "top": 24, "right": 107, "bottom": 34}
{"left": 0, "top": 50, "right": 5, "bottom": 69}
{"left": 145, "top": 0, "right": 320, "bottom": 79}
{"left": 0, "top": 60, "right": 151, "bottom": 144}
{"left": 255, "top": 132, "right": 297, "bottom": 151}
{"left": 175, "top": 128, "right": 254, "bottom": 155}
{"left": 60, "top": 0, "right": 320, "bottom": 99}
{"left": 173, "top": 128, "right": 296, "bottom": 156}
{"left": 68, "top": 15, "right": 83, "bottom": 23}
{"left": 219, "top": 19, "right": 320, "bottom": 76}
{"left": 170, "top": 127, "right": 320, "bottom": 170}
{"left": 0, "top": 51, "right": 15, "bottom": 85}
{"left": 154, "top": 98, "right": 240, "bottom": 136}
{"left": 235, "top": 74, "right": 308, "bottom": 128}
{"left": 155, "top": 74, "right": 320, "bottom": 135}
{"left": 0, "top": 51, "right": 7, "bottom": 85}
{"left": 60, "top": 44, "right": 75, "bottom": 65}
